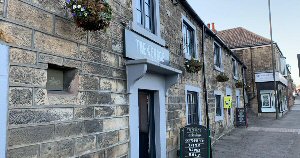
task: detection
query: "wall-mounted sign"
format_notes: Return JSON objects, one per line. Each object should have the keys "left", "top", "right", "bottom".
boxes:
{"left": 125, "top": 29, "right": 170, "bottom": 65}
{"left": 236, "top": 108, "right": 247, "bottom": 127}
{"left": 180, "top": 125, "right": 209, "bottom": 158}
{"left": 255, "top": 72, "right": 287, "bottom": 86}
{"left": 224, "top": 96, "right": 232, "bottom": 109}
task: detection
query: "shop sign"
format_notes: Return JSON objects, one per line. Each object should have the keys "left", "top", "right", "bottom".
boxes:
{"left": 125, "top": 29, "right": 170, "bottom": 65}
{"left": 180, "top": 124, "right": 210, "bottom": 158}
{"left": 255, "top": 72, "right": 287, "bottom": 86}
{"left": 224, "top": 96, "right": 232, "bottom": 108}
{"left": 236, "top": 108, "right": 247, "bottom": 127}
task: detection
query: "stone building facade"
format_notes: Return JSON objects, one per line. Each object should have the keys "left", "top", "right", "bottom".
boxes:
{"left": 218, "top": 27, "right": 292, "bottom": 117}
{"left": 0, "top": 0, "right": 246, "bottom": 158}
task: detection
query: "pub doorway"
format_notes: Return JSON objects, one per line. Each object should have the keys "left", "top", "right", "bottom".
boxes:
{"left": 138, "top": 90, "right": 156, "bottom": 158}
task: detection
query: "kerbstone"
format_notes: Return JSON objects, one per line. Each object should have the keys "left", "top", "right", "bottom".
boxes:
{"left": 9, "top": 66, "right": 47, "bottom": 87}
{"left": 7, "top": 145, "right": 39, "bottom": 158}
{"left": 9, "top": 87, "right": 32, "bottom": 107}
{"left": 7, "top": 0, "right": 53, "bottom": 33}
{"left": 10, "top": 48, "right": 37, "bottom": 65}
{"left": 9, "top": 108, "right": 73, "bottom": 125}
{"left": 8, "top": 125, "right": 54, "bottom": 146}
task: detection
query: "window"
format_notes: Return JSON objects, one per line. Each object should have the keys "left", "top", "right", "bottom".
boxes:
{"left": 182, "top": 16, "right": 198, "bottom": 60}
{"left": 232, "top": 59, "right": 238, "bottom": 79}
{"left": 187, "top": 91, "right": 199, "bottom": 124}
{"left": 185, "top": 85, "right": 201, "bottom": 125}
{"left": 136, "top": 0, "right": 154, "bottom": 33}
{"left": 214, "top": 42, "right": 222, "bottom": 70}
{"left": 214, "top": 90, "right": 223, "bottom": 121}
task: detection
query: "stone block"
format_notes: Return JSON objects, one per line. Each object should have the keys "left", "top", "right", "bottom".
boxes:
{"left": 106, "top": 143, "right": 129, "bottom": 158}
{"left": 111, "top": 94, "right": 128, "bottom": 105}
{"left": 116, "top": 80, "right": 126, "bottom": 93}
{"left": 9, "top": 66, "right": 47, "bottom": 87}
{"left": 34, "top": 32, "right": 79, "bottom": 59}
{"left": 75, "top": 107, "right": 94, "bottom": 119}
{"left": 82, "top": 62, "right": 113, "bottom": 77}
{"left": 94, "top": 106, "right": 115, "bottom": 118}
{"left": 38, "top": 53, "right": 63, "bottom": 65}
{"left": 7, "top": 0, "right": 53, "bottom": 33}
{"left": 63, "top": 58, "right": 82, "bottom": 68}
{"left": 119, "top": 129, "right": 128, "bottom": 142}
{"left": 88, "top": 30, "right": 112, "bottom": 49}
{"left": 78, "top": 150, "right": 105, "bottom": 158}
{"left": 112, "top": 38, "right": 123, "bottom": 54}
{"left": 80, "top": 45, "right": 102, "bottom": 63}
{"left": 34, "top": 88, "right": 49, "bottom": 106}
{"left": 103, "top": 117, "right": 128, "bottom": 131}
{"left": 100, "top": 78, "right": 117, "bottom": 92}
{"left": 55, "top": 122, "right": 84, "bottom": 138}
{"left": 55, "top": 17, "right": 87, "bottom": 43}
{"left": 84, "top": 119, "right": 103, "bottom": 134}
{"left": 0, "top": 2, "right": 3, "bottom": 16}
{"left": 10, "top": 48, "right": 37, "bottom": 65}
{"left": 8, "top": 125, "right": 54, "bottom": 146}
{"left": 9, "top": 87, "right": 32, "bottom": 107}
{"left": 75, "top": 135, "right": 96, "bottom": 155}
{"left": 40, "top": 139, "right": 75, "bottom": 158}
{"left": 31, "top": 0, "right": 66, "bottom": 17}
{"left": 0, "top": 21, "right": 32, "bottom": 47}
{"left": 96, "top": 131, "right": 118, "bottom": 149}
{"left": 9, "top": 108, "right": 73, "bottom": 125}
{"left": 47, "top": 94, "right": 79, "bottom": 105}
{"left": 79, "top": 75, "right": 99, "bottom": 90}
{"left": 115, "top": 105, "right": 129, "bottom": 116}
{"left": 7, "top": 145, "right": 39, "bottom": 158}
{"left": 112, "top": 69, "right": 126, "bottom": 79}
{"left": 101, "top": 51, "right": 118, "bottom": 67}
{"left": 79, "top": 91, "right": 111, "bottom": 105}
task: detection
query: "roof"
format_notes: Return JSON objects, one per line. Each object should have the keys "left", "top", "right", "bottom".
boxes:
{"left": 217, "top": 27, "right": 272, "bottom": 49}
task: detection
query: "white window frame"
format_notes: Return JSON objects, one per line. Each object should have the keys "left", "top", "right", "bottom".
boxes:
{"left": 214, "top": 42, "right": 223, "bottom": 72}
{"left": 132, "top": 0, "right": 166, "bottom": 46}
{"left": 233, "top": 58, "right": 239, "bottom": 80}
{"left": 185, "top": 85, "right": 202, "bottom": 125}
{"left": 182, "top": 15, "right": 198, "bottom": 60}
{"left": 214, "top": 90, "right": 224, "bottom": 122}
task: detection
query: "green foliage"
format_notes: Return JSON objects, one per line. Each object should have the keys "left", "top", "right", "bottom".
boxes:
{"left": 235, "top": 80, "right": 243, "bottom": 88}
{"left": 185, "top": 58, "right": 202, "bottom": 73}
{"left": 216, "top": 73, "right": 229, "bottom": 82}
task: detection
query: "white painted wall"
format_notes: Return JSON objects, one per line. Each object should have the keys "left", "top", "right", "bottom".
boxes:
{"left": 0, "top": 43, "right": 9, "bottom": 157}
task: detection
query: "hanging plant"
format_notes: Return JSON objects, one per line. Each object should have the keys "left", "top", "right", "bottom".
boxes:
{"left": 216, "top": 73, "right": 229, "bottom": 82}
{"left": 66, "top": 0, "right": 112, "bottom": 31}
{"left": 184, "top": 58, "right": 202, "bottom": 73}
{"left": 235, "top": 80, "right": 243, "bottom": 88}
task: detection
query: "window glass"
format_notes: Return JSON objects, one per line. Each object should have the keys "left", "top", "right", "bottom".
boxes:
{"left": 215, "top": 95, "right": 222, "bottom": 116}
{"left": 187, "top": 91, "right": 199, "bottom": 124}
{"left": 135, "top": 0, "right": 154, "bottom": 33}
{"left": 183, "top": 22, "right": 195, "bottom": 58}
{"left": 214, "top": 43, "right": 221, "bottom": 67}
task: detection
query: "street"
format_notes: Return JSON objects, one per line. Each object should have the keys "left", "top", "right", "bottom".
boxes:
{"left": 213, "top": 97, "right": 300, "bottom": 158}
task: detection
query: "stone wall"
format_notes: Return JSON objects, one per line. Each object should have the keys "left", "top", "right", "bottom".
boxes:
{"left": 3, "top": 0, "right": 130, "bottom": 157}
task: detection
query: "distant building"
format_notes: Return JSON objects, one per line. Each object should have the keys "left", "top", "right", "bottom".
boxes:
{"left": 218, "top": 27, "right": 292, "bottom": 117}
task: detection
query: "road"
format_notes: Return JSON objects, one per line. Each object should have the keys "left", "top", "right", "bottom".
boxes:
{"left": 212, "top": 96, "right": 300, "bottom": 158}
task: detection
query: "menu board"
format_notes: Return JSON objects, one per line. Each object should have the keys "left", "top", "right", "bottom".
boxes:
{"left": 236, "top": 108, "right": 247, "bottom": 127}
{"left": 180, "top": 125, "right": 209, "bottom": 158}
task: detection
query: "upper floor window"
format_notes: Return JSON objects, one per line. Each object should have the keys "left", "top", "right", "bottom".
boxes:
{"left": 136, "top": 0, "right": 154, "bottom": 33}
{"left": 214, "top": 42, "right": 222, "bottom": 69}
{"left": 232, "top": 59, "right": 238, "bottom": 79}
{"left": 182, "top": 16, "right": 198, "bottom": 60}
{"left": 187, "top": 91, "right": 199, "bottom": 125}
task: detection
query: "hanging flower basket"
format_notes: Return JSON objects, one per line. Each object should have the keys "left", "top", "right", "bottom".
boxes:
{"left": 235, "top": 80, "right": 243, "bottom": 88}
{"left": 185, "top": 58, "right": 202, "bottom": 73}
{"left": 66, "top": 0, "right": 112, "bottom": 31}
{"left": 216, "top": 73, "right": 229, "bottom": 82}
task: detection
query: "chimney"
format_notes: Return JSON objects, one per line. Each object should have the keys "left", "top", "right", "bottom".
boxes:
{"left": 212, "top": 22, "right": 217, "bottom": 33}
{"left": 207, "top": 23, "right": 211, "bottom": 29}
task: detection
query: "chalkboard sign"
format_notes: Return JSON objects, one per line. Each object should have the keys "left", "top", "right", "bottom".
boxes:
{"left": 180, "top": 125, "right": 209, "bottom": 158}
{"left": 236, "top": 108, "right": 247, "bottom": 127}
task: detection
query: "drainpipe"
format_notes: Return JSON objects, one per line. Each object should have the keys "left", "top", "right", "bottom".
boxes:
{"left": 202, "top": 24, "right": 212, "bottom": 158}
{"left": 242, "top": 68, "right": 246, "bottom": 109}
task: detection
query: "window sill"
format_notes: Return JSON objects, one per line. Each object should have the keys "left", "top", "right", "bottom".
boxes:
{"left": 131, "top": 23, "right": 166, "bottom": 46}
{"left": 214, "top": 65, "right": 224, "bottom": 72}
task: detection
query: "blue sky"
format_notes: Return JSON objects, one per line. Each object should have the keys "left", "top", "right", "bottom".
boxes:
{"left": 187, "top": 0, "right": 300, "bottom": 86}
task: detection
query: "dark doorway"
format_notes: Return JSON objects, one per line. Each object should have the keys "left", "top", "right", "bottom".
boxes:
{"left": 138, "top": 90, "right": 156, "bottom": 158}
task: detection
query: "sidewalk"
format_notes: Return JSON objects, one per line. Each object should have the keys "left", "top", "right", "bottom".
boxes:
{"left": 212, "top": 97, "right": 300, "bottom": 158}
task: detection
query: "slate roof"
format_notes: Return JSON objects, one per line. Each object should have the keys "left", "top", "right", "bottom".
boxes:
{"left": 217, "top": 27, "right": 272, "bottom": 49}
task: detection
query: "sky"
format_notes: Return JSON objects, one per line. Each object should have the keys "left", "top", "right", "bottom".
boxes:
{"left": 187, "top": 0, "right": 300, "bottom": 86}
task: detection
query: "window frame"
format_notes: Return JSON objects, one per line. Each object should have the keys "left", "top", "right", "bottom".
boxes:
{"left": 182, "top": 15, "right": 198, "bottom": 60}
{"left": 232, "top": 58, "right": 239, "bottom": 80}
{"left": 214, "top": 90, "right": 224, "bottom": 122}
{"left": 185, "top": 85, "right": 201, "bottom": 125}
{"left": 214, "top": 42, "right": 223, "bottom": 72}
{"left": 132, "top": 0, "right": 165, "bottom": 46}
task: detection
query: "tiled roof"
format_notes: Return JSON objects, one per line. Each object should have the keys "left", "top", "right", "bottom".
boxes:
{"left": 217, "top": 27, "right": 272, "bottom": 49}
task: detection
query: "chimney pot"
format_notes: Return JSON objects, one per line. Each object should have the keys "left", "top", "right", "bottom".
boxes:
{"left": 207, "top": 23, "right": 211, "bottom": 29}
{"left": 212, "top": 23, "right": 217, "bottom": 33}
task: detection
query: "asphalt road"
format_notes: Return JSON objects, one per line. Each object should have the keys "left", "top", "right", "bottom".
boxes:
{"left": 212, "top": 97, "right": 300, "bottom": 158}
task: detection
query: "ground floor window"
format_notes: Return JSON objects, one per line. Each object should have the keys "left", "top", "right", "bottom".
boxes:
{"left": 187, "top": 91, "right": 199, "bottom": 124}
{"left": 214, "top": 90, "right": 224, "bottom": 121}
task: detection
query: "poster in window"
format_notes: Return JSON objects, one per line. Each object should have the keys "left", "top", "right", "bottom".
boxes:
{"left": 261, "top": 94, "right": 271, "bottom": 108}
